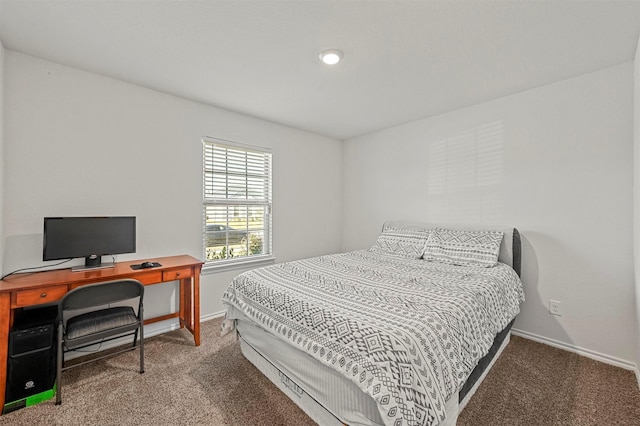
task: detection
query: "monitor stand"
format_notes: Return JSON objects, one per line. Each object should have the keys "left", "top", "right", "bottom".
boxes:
{"left": 71, "top": 263, "right": 115, "bottom": 272}
{"left": 71, "top": 255, "right": 115, "bottom": 272}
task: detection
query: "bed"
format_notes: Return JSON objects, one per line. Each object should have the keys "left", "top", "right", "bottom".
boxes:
{"left": 222, "top": 222, "right": 524, "bottom": 426}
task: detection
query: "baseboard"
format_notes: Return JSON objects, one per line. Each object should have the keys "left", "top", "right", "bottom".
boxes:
{"left": 66, "top": 314, "right": 640, "bottom": 392}
{"left": 202, "top": 310, "right": 226, "bottom": 322}
{"left": 65, "top": 312, "right": 226, "bottom": 361}
{"left": 511, "top": 328, "right": 637, "bottom": 372}
{"left": 64, "top": 318, "right": 182, "bottom": 360}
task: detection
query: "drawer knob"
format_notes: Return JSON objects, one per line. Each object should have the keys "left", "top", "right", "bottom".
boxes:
{"left": 175, "top": 272, "right": 181, "bottom": 277}
{"left": 40, "top": 293, "right": 47, "bottom": 298}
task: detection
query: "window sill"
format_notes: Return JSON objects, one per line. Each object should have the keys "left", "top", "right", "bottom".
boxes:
{"left": 202, "top": 255, "right": 276, "bottom": 274}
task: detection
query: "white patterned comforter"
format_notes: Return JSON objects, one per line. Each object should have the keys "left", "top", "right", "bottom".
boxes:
{"left": 222, "top": 250, "right": 524, "bottom": 426}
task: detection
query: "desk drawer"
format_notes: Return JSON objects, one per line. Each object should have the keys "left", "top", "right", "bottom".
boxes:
{"left": 137, "top": 271, "right": 163, "bottom": 285}
{"left": 162, "top": 267, "right": 191, "bottom": 282}
{"left": 13, "top": 285, "right": 68, "bottom": 307}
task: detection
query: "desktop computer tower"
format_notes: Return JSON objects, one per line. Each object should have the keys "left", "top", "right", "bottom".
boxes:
{"left": 4, "top": 305, "right": 57, "bottom": 413}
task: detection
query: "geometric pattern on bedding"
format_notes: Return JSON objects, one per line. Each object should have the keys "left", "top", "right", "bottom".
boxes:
{"left": 370, "top": 224, "right": 430, "bottom": 259}
{"left": 423, "top": 228, "right": 503, "bottom": 267}
{"left": 222, "top": 250, "right": 524, "bottom": 426}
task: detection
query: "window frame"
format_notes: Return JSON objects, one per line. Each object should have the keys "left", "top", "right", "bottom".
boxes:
{"left": 202, "top": 136, "right": 274, "bottom": 271}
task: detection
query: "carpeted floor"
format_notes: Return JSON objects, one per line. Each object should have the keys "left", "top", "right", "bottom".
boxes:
{"left": 458, "top": 335, "right": 640, "bottom": 425}
{"left": 1, "top": 317, "right": 639, "bottom": 425}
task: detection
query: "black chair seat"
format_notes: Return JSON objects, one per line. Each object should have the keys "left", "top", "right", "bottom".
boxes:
{"left": 66, "top": 306, "right": 138, "bottom": 341}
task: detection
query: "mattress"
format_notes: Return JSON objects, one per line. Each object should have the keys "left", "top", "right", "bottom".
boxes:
{"left": 222, "top": 249, "right": 524, "bottom": 426}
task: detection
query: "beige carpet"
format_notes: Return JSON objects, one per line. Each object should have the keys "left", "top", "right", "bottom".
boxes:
{"left": 1, "top": 317, "right": 639, "bottom": 425}
{"left": 458, "top": 335, "right": 640, "bottom": 425}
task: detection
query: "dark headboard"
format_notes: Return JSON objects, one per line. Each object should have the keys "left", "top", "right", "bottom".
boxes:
{"left": 512, "top": 228, "right": 521, "bottom": 277}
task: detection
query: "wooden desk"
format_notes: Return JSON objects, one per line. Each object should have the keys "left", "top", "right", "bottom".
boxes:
{"left": 0, "top": 254, "right": 203, "bottom": 411}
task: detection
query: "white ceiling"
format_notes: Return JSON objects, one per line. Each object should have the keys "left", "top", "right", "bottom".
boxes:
{"left": 1, "top": 0, "right": 639, "bottom": 140}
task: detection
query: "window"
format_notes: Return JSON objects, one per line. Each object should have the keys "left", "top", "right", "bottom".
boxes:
{"left": 202, "top": 137, "right": 272, "bottom": 265}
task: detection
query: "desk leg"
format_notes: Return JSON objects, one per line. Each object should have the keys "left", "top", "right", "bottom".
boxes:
{"left": 183, "top": 278, "right": 192, "bottom": 334}
{"left": 193, "top": 272, "right": 200, "bottom": 346}
{"left": 179, "top": 278, "right": 186, "bottom": 329}
{"left": 0, "top": 293, "right": 10, "bottom": 410}
{"left": 179, "top": 274, "right": 200, "bottom": 347}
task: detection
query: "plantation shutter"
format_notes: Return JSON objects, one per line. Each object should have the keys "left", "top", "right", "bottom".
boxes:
{"left": 202, "top": 137, "right": 272, "bottom": 264}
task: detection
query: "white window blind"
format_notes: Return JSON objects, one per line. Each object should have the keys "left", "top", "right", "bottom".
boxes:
{"left": 203, "top": 138, "right": 272, "bottom": 264}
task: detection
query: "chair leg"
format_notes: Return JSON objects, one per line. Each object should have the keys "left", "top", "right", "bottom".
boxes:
{"left": 139, "top": 323, "right": 145, "bottom": 374}
{"left": 139, "top": 305, "right": 144, "bottom": 374}
{"left": 55, "top": 321, "right": 63, "bottom": 405}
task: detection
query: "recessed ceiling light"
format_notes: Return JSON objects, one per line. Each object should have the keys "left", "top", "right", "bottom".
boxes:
{"left": 319, "top": 49, "right": 343, "bottom": 65}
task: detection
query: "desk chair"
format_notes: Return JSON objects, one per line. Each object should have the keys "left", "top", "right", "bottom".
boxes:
{"left": 55, "top": 279, "right": 144, "bottom": 405}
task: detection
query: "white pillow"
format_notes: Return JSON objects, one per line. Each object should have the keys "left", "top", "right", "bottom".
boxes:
{"left": 370, "top": 225, "right": 429, "bottom": 259}
{"left": 423, "top": 228, "right": 503, "bottom": 267}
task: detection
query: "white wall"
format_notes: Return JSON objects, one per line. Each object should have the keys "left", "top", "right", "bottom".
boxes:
{"left": 343, "top": 63, "right": 637, "bottom": 367}
{"left": 3, "top": 51, "right": 343, "bottom": 323}
{"left": 0, "top": 8, "right": 5, "bottom": 278}
{"left": 633, "top": 34, "right": 640, "bottom": 385}
{"left": 3, "top": 46, "right": 637, "bottom": 375}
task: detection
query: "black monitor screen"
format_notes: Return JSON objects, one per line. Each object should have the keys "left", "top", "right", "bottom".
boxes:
{"left": 43, "top": 216, "right": 136, "bottom": 263}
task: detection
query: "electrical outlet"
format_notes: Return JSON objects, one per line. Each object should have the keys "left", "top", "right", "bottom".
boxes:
{"left": 549, "top": 300, "right": 562, "bottom": 316}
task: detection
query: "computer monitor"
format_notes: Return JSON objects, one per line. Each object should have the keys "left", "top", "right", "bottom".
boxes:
{"left": 43, "top": 216, "right": 136, "bottom": 271}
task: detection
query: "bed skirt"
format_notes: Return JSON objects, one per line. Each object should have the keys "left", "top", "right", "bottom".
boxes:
{"left": 237, "top": 317, "right": 512, "bottom": 426}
